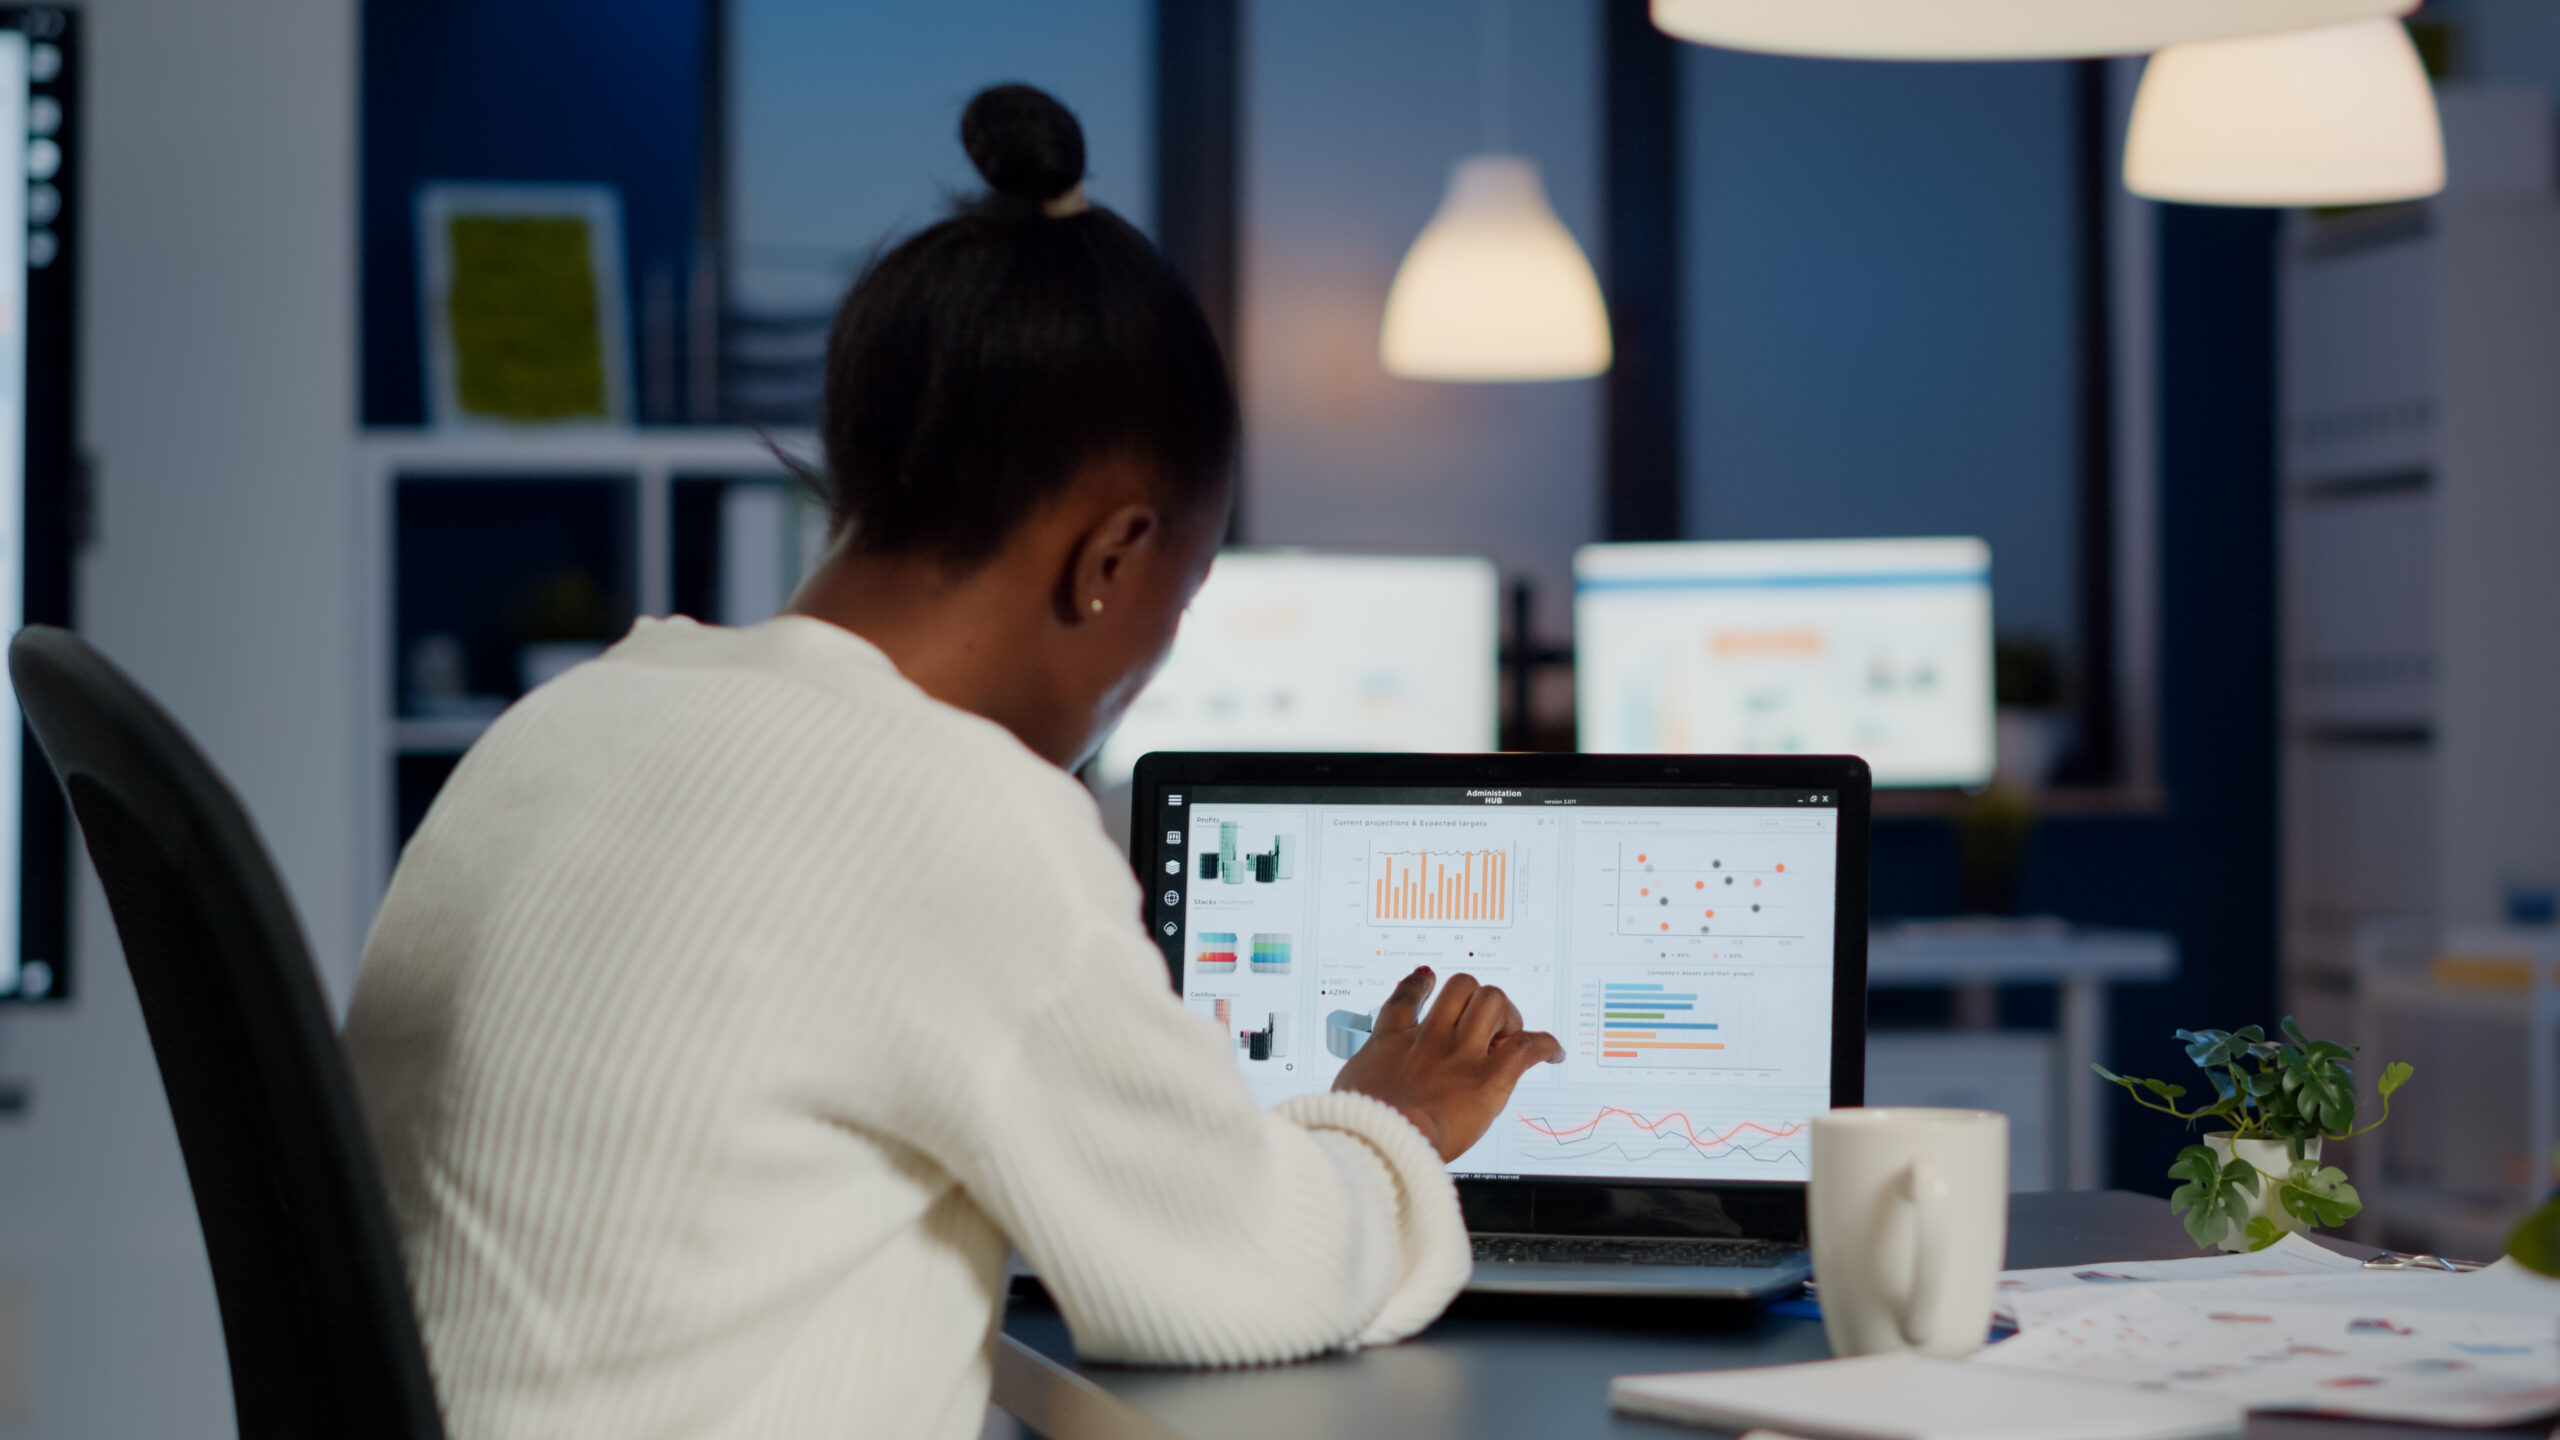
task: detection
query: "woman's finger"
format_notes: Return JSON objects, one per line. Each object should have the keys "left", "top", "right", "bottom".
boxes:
{"left": 1495, "top": 1029, "right": 1567, "bottom": 1080}
{"left": 1422, "top": 973, "right": 1482, "bottom": 1035}
{"left": 1373, "top": 967, "right": 1435, "bottom": 1033}
{"left": 1456, "top": 982, "right": 1519, "bottom": 1051}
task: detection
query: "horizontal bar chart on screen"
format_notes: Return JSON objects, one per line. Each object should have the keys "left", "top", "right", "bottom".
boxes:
{"left": 1582, "top": 974, "right": 1757, "bottom": 1072}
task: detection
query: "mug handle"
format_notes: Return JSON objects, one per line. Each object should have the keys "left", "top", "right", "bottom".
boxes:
{"left": 1892, "top": 1158, "right": 1952, "bottom": 1350}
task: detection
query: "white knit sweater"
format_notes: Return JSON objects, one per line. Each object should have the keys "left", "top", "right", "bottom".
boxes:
{"left": 343, "top": 616, "right": 1471, "bottom": 1440}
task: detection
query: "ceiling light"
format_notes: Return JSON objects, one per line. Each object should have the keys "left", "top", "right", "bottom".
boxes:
{"left": 2124, "top": 18, "right": 2443, "bottom": 207}
{"left": 1649, "top": 0, "right": 2411, "bottom": 61}
{"left": 1380, "top": 156, "right": 1612, "bottom": 383}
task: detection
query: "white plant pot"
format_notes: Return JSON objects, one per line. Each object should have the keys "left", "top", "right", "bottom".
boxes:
{"left": 2203, "top": 1134, "right": 2321, "bottom": 1252}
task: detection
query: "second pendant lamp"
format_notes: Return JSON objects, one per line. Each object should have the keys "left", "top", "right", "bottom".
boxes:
{"left": 2124, "top": 16, "right": 2445, "bottom": 207}
{"left": 1647, "top": 0, "right": 2409, "bottom": 61}
{"left": 1379, "top": 0, "right": 1611, "bottom": 383}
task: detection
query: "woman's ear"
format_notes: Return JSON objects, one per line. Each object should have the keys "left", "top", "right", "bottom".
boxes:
{"left": 1055, "top": 502, "right": 1160, "bottom": 626}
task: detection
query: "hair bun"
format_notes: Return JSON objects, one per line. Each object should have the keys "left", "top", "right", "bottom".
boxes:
{"left": 961, "top": 84, "right": 1087, "bottom": 204}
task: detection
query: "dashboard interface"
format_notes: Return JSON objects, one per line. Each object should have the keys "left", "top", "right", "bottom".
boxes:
{"left": 1146, "top": 782, "right": 1843, "bottom": 1184}
{"left": 1573, "top": 537, "right": 1994, "bottom": 789}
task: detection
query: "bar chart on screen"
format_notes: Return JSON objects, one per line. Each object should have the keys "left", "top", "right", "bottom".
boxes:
{"left": 1598, "top": 982, "right": 1728, "bottom": 1068}
{"left": 1581, "top": 972, "right": 1754, "bottom": 1069}
{"left": 1368, "top": 844, "right": 1513, "bottom": 927}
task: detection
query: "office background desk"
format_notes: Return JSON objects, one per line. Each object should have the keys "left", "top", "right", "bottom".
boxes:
{"left": 994, "top": 1190, "right": 2542, "bottom": 1440}
{"left": 1868, "top": 921, "right": 2179, "bottom": 1191}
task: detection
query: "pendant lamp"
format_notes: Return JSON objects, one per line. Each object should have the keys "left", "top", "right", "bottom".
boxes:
{"left": 2124, "top": 18, "right": 2443, "bottom": 207}
{"left": 1380, "top": 0, "right": 1611, "bottom": 382}
{"left": 1380, "top": 156, "right": 1612, "bottom": 381}
{"left": 1649, "top": 0, "right": 2411, "bottom": 61}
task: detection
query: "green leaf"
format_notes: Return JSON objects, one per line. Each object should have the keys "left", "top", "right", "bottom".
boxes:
{"left": 2277, "top": 1162, "right": 2363, "bottom": 1229}
{"left": 2168, "top": 1145, "right": 2263, "bottom": 1250}
{"left": 2182, "top": 1029, "right": 2239, "bottom": 1068}
{"left": 2180, "top": 1191, "right": 2236, "bottom": 1248}
{"left": 2092, "top": 1063, "right": 2127, "bottom": 1085}
{"left": 2143, "top": 1077, "right": 2188, "bottom": 1101}
{"left": 2245, "top": 1216, "right": 2285, "bottom": 1251}
{"left": 2281, "top": 1016, "right": 2309, "bottom": 1049}
{"left": 2167, "top": 1145, "right": 2223, "bottom": 1186}
{"left": 2378, "top": 1061, "right": 2413, "bottom": 1099}
{"left": 2506, "top": 1195, "right": 2560, "bottom": 1278}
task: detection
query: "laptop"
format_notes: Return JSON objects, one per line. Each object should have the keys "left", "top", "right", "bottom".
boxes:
{"left": 1128, "top": 751, "right": 1869, "bottom": 1300}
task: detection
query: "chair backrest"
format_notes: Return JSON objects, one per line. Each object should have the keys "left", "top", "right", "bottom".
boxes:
{"left": 9, "top": 626, "right": 443, "bottom": 1440}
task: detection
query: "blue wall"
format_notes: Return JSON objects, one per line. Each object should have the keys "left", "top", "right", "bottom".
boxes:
{"left": 1240, "top": 0, "right": 1603, "bottom": 642}
{"left": 1681, "top": 51, "right": 2080, "bottom": 660}
{"left": 1872, "top": 202, "right": 2282, "bottom": 1195}
{"left": 362, "top": 0, "right": 709, "bottom": 426}
{"left": 727, "top": 1, "right": 1152, "bottom": 317}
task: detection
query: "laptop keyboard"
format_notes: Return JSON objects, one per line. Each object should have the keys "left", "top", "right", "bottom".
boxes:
{"left": 1470, "top": 1234, "right": 1803, "bottom": 1269}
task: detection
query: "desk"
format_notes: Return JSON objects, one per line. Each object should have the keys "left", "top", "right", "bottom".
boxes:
{"left": 1869, "top": 921, "right": 2178, "bottom": 1190}
{"left": 994, "top": 1190, "right": 2541, "bottom": 1440}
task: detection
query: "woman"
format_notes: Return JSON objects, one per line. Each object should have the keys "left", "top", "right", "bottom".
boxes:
{"left": 345, "top": 84, "right": 1561, "bottom": 1440}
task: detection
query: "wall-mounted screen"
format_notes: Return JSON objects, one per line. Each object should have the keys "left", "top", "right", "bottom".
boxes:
{"left": 1574, "top": 538, "right": 1993, "bottom": 788}
{"left": 1093, "top": 551, "right": 1501, "bottom": 787}
{"left": 1, "top": 6, "right": 76, "bottom": 1003}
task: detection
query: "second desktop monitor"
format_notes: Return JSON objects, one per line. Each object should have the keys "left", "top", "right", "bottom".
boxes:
{"left": 1573, "top": 537, "right": 1995, "bottom": 788}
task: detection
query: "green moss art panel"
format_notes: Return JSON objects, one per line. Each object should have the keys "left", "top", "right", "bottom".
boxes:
{"left": 444, "top": 215, "right": 611, "bottom": 422}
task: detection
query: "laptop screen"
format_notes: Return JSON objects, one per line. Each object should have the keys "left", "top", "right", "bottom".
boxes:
{"left": 1148, "top": 780, "right": 1843, "bottom": 1184}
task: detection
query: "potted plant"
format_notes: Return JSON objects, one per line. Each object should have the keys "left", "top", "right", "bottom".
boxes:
{"left": 2509, "top": 1193, "right": 2560, "bottom": 1276}
{"left": 2095, "top": 1019, "right": 2413, "bottom": 1253}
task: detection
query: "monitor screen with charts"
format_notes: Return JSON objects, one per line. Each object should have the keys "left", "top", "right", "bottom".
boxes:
{"left": 1133, "top": 754, "right": 1868, "bottom": 1188}
{"left": 1093, "top": 551, "right": 1500, "bottom": 787}
{"left": 0, "top": 7, "right": 76, "bottom": 1005}
{"left": 1573, "top": 538, "right": 1994, "bottom": 788}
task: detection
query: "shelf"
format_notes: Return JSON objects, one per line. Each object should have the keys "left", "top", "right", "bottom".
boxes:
{"left": 360, "top": 431, "right": 833, "bottom": 889}
{"left": 392, "top": 716, "right": 497, "bottom": 754}
{"left": 360, "top": 426, "right": 817, "bottom": 474}
{"left": 2361, "top": 1182, "right": 2537, "bottom": 1262}
{"left": 2359, "top": 961, "right": 2560, "bottom": 1017}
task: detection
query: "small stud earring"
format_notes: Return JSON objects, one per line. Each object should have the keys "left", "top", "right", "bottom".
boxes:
{"left": 1089, "top": 598, "right": 1105, "bottom": 614}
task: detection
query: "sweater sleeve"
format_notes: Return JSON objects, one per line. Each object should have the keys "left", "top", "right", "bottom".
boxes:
{"left": 926, "top": 926, "right": 1472, "bottom": 1365}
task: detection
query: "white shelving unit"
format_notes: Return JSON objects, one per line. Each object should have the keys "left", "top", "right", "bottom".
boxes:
{"left": 2278, "top": 87, "right": 2560, "bottom": 1251}
{"left": 353, "top": 429, "right": 821, "bottom": 917}
{"left": 2351, "top": 922, "right": 2559, "bottom": 1259}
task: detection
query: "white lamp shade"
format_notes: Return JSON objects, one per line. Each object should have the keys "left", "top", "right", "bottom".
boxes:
{"left": 1380, "top": 156, "right": 1612, "bottom": 383}
{"left": 1649, "top": 0, "right": 2411, "bottom": 61}
{"left": 2124, "top": 18, "right": 2444, "bottom": 207}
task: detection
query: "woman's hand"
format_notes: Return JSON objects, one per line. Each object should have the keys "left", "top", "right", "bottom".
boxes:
{"left": 1330, "top": 967, "right": 1564, "bottom": 1162}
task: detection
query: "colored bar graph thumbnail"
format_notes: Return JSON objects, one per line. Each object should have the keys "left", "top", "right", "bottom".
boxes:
{"left": 1370, "top": 846, "right": 1509, "bottom": 925}
{"left": 1195, "top": 932, "right": 1239, "bottom": 972}
{"left": 1250, "top": 933, "right": 1292, "bottom": 972}
{"left": 1600, "top": 983, "right": 1726, "bottom": 1063}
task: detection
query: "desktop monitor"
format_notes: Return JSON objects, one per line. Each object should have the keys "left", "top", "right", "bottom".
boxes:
{"left": 0, "top": 7, "right": 76, "bottom": 1003}
{"left": 1093, "top": 551, "right": 1501, "bottom": 787}
{"left": 1574, "top": 538, "right": 1993, "bottom": 788}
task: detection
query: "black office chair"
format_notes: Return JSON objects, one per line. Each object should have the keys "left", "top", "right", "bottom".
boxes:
{"left": 9, "top": 625, "right": 444, "bottom": 1440}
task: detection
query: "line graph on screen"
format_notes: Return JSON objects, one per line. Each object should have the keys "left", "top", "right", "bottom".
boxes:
{"left": 1511, "top": 1107, "right": 1809, "bottom": 1169}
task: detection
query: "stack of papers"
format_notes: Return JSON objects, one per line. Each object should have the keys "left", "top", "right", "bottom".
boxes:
{"left": 1610, "top": 1352, "right": 2244, "bottom": 1440}
{"left": 1613, "top": 1237, "right": 2560, "bottom": 1435}
{"left": 1975, "top": 1243, "right": 2560, "bottom": 1426}
{"left": 1989, "top": 1232, "right": 2367, "bottom": 1326}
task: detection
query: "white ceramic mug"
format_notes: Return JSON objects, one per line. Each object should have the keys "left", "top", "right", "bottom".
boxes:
{"left": 1809, "top": 1107, "right": 2008, "bottom": 1360}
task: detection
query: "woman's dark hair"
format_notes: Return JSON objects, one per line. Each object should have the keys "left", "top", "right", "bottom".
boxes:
{"left": 814, "top": 83, "right": 1237, "bottom": 567}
